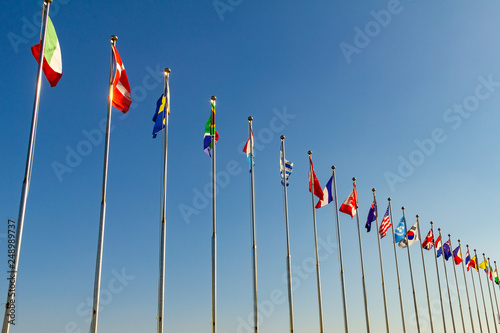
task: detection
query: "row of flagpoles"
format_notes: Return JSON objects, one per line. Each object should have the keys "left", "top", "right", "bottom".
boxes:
{"left": 5, "top": 2, "right": 500, "bottom": 333}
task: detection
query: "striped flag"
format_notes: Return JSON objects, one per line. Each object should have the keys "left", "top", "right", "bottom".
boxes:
{"left": 316, "top": 176, "right": 334, "bottom": 209}
{"left": 280, "top": 147, "right": 293, "bottom": 186}
{"left": 378, "top": 205, "right": 391, "bottom": 238}
{"left": 422, "top": 229, "right": 434, "bottom": 250}
{"left": 435, "top": 235, "right": 443, "bottom": 257}
{"left": 31, "top": 16, "right": 62, "bottom": 87}
{"left": 111, "top": 45, "right": 132, "bottom": 113}
{"left": 453, "top": 246, "right": 462, "bottom": 265}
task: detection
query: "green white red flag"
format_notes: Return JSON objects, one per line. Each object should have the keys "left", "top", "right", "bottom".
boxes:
{"left": 31, "top": 17, "right": 62, "bottom": 87}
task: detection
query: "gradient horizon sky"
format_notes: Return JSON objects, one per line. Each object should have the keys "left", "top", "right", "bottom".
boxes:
{"left": 2, "top": 1, "right": 500, "bottom": 332}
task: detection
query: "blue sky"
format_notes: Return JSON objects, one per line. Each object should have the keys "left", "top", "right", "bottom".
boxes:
{"left": 2, "top": 0, "right": 500, "bottom": 332}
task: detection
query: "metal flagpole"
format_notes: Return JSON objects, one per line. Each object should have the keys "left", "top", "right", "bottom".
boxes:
{"left": 494, "top": 261, "right": 500, "bottom": 326}
{"left": 401, "top": 207, "right": 420, "bottom": 333}
{"left": 389, "top": 198, "right": 407, "bottom": 333}
{"left": 211, "top": 96, "right": 217, "bottom": 333}
{"left": 331, "top": 166, "right": 349, "bottom": 333}
{"left": 431, "top": 222, "right": 447, "bottom": 333}
{"left": 372, "top": 189, "right": 389, "bottom": 333}
{"left": 416, "top": 216, "right": 434, "bottom": 333}
{"left": 484, "top": 255, "right": 498, "bottom": 333}
{"left": 458, "top": 240, "right": 476, "bottom": 333}
{"left": 449, "top": 235, "right": 466, "bottom": 333}
{"left": 89, "top": 35, "right": 118, "bottom": 333}
{"left": 248, "top": 117, "right": 259, "bottom": 333}
{"left": 352, "top": 178, "right": 371, "bottom": 333}
{"left": 1, "top": 1, "right": 52, "bottom": 332}
{"left": 438, "top": 228, "right": 456, "bottom": 333}
{"left": 475, "top": 249, "right": 490, "bottom": 333}
{"left": 157, "top": 68, "right": 170, "bottom": 333}
{"left": 280, "top": 136, "right": 294, "bottom": 333}
{"left": 469, "top": 245, "right": 484, "bottom": 333}
{"left": 308, "top": 152, "right": 324, "bottom": 333}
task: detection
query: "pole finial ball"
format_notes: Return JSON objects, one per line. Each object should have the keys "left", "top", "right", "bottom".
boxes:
{"left": 448, "top": 234, "right": 451, "bottom": 237}
{"left": 388, "top": 198, "right": 391, "bottom": 201}
{"left": 211, "top": 96, "right": 217, "bottom": 101}
{"left": 308, "top": 151, "right": 312, "bottom": 155}
{"left": 401, "top": 206, "right": 405, "bottom": 211}
{"left": 45, "top": 0, "right": 53, "bottom": 4}
{"left": 280, "top": 135, "right": 285, "bottom": 140}
{"left": 430, "top": 221, "right": 433, "bottom": 225}
{"left": 248, "top": 116, "right": 253, "bottom": 121}
{"left": 331, "top": 166, "right": 335, "bottom": 170}
{"left": 164, "top": 68, "right": 171, "bottom": 75}
{"left": 111, "top": 35, "right": 118, "bottom": 42}
{"left": 438, "top": 228, "right": 441, "bottom": 231}
{"left": 352, "top": 177, "right": 356, "bottom": 182}
{"left": 416, "top": 214, "right": 419, "bottom": 218}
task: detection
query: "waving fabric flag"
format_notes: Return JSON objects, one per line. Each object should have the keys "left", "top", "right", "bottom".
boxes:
{"left": 111, "top": 45, "right": 132, "bottom": 113}
{"left": 465, "top": 250, "right": 471, "bottom": 271}
{"left": 315, "top": 176, "right": 334, "bottom": 209}
{"left": 365, "top": 200, "right": 377, "bottom": 232}
{"left": 453, "top": 246, "right": 462, "bottom": 265}
{"left": 422, "top": 229, "right": 434, "bottom": 250}
{"left": 469, "top": 256, "right": 478, "bottom": 272}
{"left": 243, "top": 130, "right": 254, "bottom": 159}
{"left": 479, "top": 258, "right": 488, "bottom": 271}
{"left": 443, "top": 240, "right": 452, "bottom": 261}
{"left": 339, "top": 185, "right": 358, "bottom": 217}
{"left": 308, "top": 157, "right": 324, "bottom": 200}
{"left": 152, "top": 81, "right": 169, "bottom": 138}
{"left": 280, "top": 147, "right": 293, "bottom": 186}
{"left": 394, "top": 216, "right": 406, "bottom": 243}
{"left": 398, "top": 221, "right": 419, "bottom": 248}
{"left": 495, "top": 268, "right": 499, "bottom": 285}
{"left": 203, "top": 99, "right": 218, "bottom": 157}
{"left": 31, "top": 17, "right": 62, "bottom": 87}
{"left": 379, "top": 205, "right": 391, "bottom": 238}
{"left": 436, "top": 235, "right": 443, "bottom": 257}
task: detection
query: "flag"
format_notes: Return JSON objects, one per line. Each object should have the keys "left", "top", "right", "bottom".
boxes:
{"left": 495, "top": 268, "right": 499, "bottom": 285}
{"left": 152, "top": 80, "right": 169, "bottom": 138}
{"left": 203, "top": 99, "right": 218, "bottom": 157}
{"left": 469, "top": 255, "right": 478, "bottom": 272}
{"left": 436, "top": 235, "right": 443, "bottom": 257}
{"left": 31, "top": 16, "right": 62, "bottom": 87}
{"left": 365, "top": 200, "right": 377, "bottom": 232}
{"left": 453, "top": 246, "right": 462, "bottom": 265}
{"left": 399, "top": 221, "right": 419, "bottom": 248}
{"left": 339, "top": 185, "right": 358, "bottom": 217}
{"left": 280, "top": 147, "right": 293, "bottom": 186}
{"left": 465, "top": 250, "right": 472, "bottom": 271}
{"left": 422, "top": 229, "right": 434, "bottom": 250}
{"left": 243, "top": 130, "right": 254, "bottom": 159}
{"left": 111, "top": 45, "right": 132, "bottom": 113}
{"left": 315, "top": 176, "right": 334, "bottom": 209}
{"left": 308, "top": 157, "right": 324, "bottom": 200}
{"left": 443, "top": 240, "right": 452, "bottom": 261}
{"left": 479, "top": 258, "right": 488, "bottom": 271}
{"left": 394, "top": 216, "right": 406, "bottom": 243}
{"left": 379, "top": 205, "right": 391, "bottom": 238}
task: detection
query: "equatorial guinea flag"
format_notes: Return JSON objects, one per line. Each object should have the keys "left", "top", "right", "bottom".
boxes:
{"left": 111, "top": 45, "right": 132, "bottom": 113}
{"left": 31, "top": 17, "right": 62, "bottom": 87}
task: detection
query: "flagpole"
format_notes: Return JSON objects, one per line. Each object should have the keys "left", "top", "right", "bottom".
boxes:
{"left": 449, "top": 235, "right": 466, "bottom": 333}
{"left": 248, "top": 117, "right": 259, "bottom": 333}
{"left": 438, "top": 228, "right": 457, "bottom": 333}
{"left": 211, "top": 96, "right": 217, "bottom": 333}
{"left": 331, "top": 166, "right": 349, "bottom": 333}
{"left": 88, "top": 35, "right": 118, "bottom": 333}
{"left": 401, "top": 207, "right": 420, "bottom": 332}
{"left": 459, "top": 240, "right": 476, "bottom": 333}
{"left": 484, "top": 255, "right": 498, "bottom": 333}
{"left": 469, "top": 245, "right": 484, "bottom": 333}
{"left": 280, "top": 136, "right": 294, "bottom": 333}
{"left": 416, "top": 216, "right": 434, "bottom": 333}
{"left": 0, "top": 1, "right": 52, "bottom": 332}
{"left": 431, "top": 222, "right": 447, "bottom": 333}
{"left": 494, "top": 261, "right": 500, "bottom": 326}
{"left": 475, "top": 249, "right": 490, "bottom": 333}
{"left": 352, "top": 178, "right": 370, "bottom": 333}
{"left": 371, "top": 189, "right": 389, "bottom": 333}
{"left": 308, "top": 152, "right": 324, "bottom": 333}
{"left": 157, "top": 68, "right": 170, "bottom": 333}
{"left": 389, "top": 198, "right": 407, "bottom": 333}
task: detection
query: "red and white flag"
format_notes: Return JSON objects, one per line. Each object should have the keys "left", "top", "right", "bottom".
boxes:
{"left": 379, "top": 204, "right": 391, "bottom": 238}
{"left": 422, "top": 229, "right": 434, "bottom": 250}
{"left": 339, "top": 185, "right": 357, "bottom": 217}
{"left": 308, "top": 157, "right": 324, "bottom": 200}
{"left": 111, "top": 45, "right": 132, "bottom": 113}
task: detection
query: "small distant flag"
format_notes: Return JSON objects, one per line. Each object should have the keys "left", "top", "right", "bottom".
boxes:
{"left": 453, "top": 246, "right": 462, "bottom": 265}
{"left": 469, "top": 256, "right": 478, "bottom": 272}
{"left": 443, "top": 240, "right": 452, "bottom": 261}
{"left": 422, "top": 229, "right": 434, "bottom": 250}
{"left": 399, "top": 221, "right": 419, "bottom": 248}
{"left": 243, "top": 130, "right": 254, "bottom": 162}
{"left": 365, "top": 200, "right": 377, "bottom": 232}
{"left": 31, "top": 16, "right": 62, "bottom": 87}
{"left": 436, "top": 235, "right": 443, "bottom": 257}
{"left": 111, "top": 45, "right": 132, "bottom": 113}
{"left": 152, "top": 79, "right": 169, "bottom": 138}
{"left": 378, "top": 205, "right": 391, "bottom": 239}
{"left": 203, "top": 99, "right": 219, "bottom": 157}
{"left": 280, "top": 147, "right": 293, "bottom": 186}
{"left": 495, "top": 268, "right": 499, "bottom": 285}
{"left": 315, "top": 176, "right": 334, "bottom": 209}
{"left": 308, "top": 157, "right": 324, "bottom": 200}
{"left": 339, "top": 185, "right": 358, "bottom": 217}
{"left": 465, "top": 250, "right": 472, "bottom": 271}
{"left": 394, "top": 216, "right": 406, "bottom": 243}
{"left": 479, "top": 258, "right": 488, "bottom": 271}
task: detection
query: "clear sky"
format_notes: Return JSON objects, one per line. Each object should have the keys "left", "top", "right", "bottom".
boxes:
{"left": 1, "top": 0, "right": 500, "bottom": 332}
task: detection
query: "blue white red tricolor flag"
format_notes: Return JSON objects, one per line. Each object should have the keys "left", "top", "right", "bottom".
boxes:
{"left": 315, "top": 176, "right": 334, "bottom": 209}
{"left": 436, "top": 235, "right": 443, "bottom": 257}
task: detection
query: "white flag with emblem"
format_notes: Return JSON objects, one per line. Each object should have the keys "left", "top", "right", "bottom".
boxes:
{"left": 399, "top": 221, "right": 419, "bottom": 248}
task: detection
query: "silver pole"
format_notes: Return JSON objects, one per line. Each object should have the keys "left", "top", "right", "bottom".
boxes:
{"left": 449, "top": 235, "right": 466, "bottom": 333}
{"left": 280, "top": 136, "right": 294, "bottom": 333}
{"left": 476, "top": 250, "right": 490, "bottom": 333}
{"left": 372, "top": 189, "right": 389, "bottom": 333}
{"left": 458, "top": 241, "right": 476, "bottom": 333}
{"left": 331, "top": 167, "right": 349, "bottom": 333}
{"left": 469, "top": 245, "right": 484, "bottom": 333}
{"left": 1, "top": 2, "right": 52, "bottom": 333}
{"left": 485, "top": 256, "right": 498, "bottom": 333}
{"left": 308, "top": 152, "right": 324, "bottom": 333}
{"left": 401, "top": 208, "right": 420, "bottom": 332}
{"left": 352, "top": 178, "right": 370, "bottom": 333}
{"left": 438, "top": 229, "right": 456, "bottom": 333}
{"left": 248, "top": 117, "right": 259, "bottom": 333}
{"left": 89, "top": 35, "right": 118, "bottom": 333}
{"left": 389, "top": 199, "right": 407, "bottom": 333}
{"left": 157, "top": 69, "right": 170, "bottom": 333}
{"left": 417, "top": 216, "right": 434, "bottom": 333}
{"left": 494, "top": 262, "right": 500, "bottom": 327}
{"left": 211, "top": 96, "right": 217, "bottom": 333}
{"left": 431, "top": 222, "right": 447, "bottom": 333}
